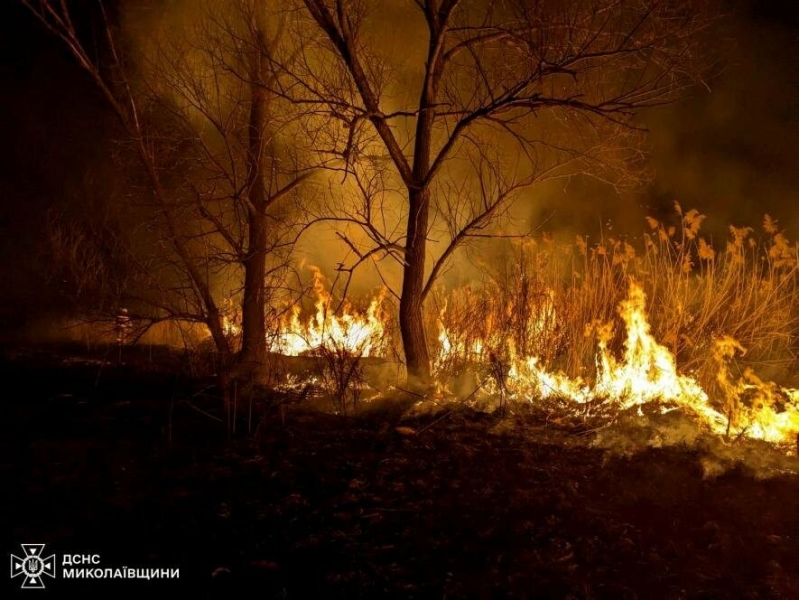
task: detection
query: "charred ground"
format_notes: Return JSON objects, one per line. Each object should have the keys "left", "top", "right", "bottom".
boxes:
{"left": 1, "top": 345, "right": 798, "bottom": 599}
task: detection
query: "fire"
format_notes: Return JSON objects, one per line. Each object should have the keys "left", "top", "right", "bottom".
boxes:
{"left": 269, "top": 268, "right": 388, "bottom": 357}
{"left": 221, "top": 298, "right": 240, "bottom": 337}
{"left": 502, "top": 280, "right": 799, "bottom": 445}
{"left": 434, "top": 299, "right": 486, "bottom": 373}
{"left": 216, "top": 268, "right": 389, "bottom": 357}
{"left": 218, "top": 265, "right": 799, "bottom": 448}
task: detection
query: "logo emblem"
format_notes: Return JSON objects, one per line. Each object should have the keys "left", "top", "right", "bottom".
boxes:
{"left": 10, "top": 544, "right": 56, "bottom": 589}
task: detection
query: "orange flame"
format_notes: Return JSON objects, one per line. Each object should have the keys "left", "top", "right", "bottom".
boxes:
{"left": 270, "top": 268, "right": 388, "bottom": 357}
{"left": 503, "top": 280, "right": 799, "bottom": 445}
{"left": 220, "top": 270, "right": 799, "bottom": 447}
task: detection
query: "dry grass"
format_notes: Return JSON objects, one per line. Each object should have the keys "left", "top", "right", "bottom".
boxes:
{"left": 431, "top": 205, "right": 799, "bottom": 395}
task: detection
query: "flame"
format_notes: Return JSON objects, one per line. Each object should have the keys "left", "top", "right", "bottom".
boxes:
{"left": 216, "top": 268, "right": 799, "bottom": 447}
{"left": 270, "top": 268, "right": 388, "bottom": 357}
{"left": 434, "top": 299, "right": 485, "bottom": 373}
{"left": 502, "top": 280, "right": 799, "bottom": 445}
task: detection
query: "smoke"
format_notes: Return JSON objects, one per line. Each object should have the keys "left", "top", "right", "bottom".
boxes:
{"left": 592, "top": 410, "right": 799, "bottom": 479}
{"left": 443, "top": 0, "right": 799, "bottom": 290}
{"left": 3, "top": 0, "right": 798, "bottom": 335}
{"left": 641, "top": 3, "right": 799, "bottom": 237}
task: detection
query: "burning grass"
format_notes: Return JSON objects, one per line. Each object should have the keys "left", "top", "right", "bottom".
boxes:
{"left": 75, "top": 206, "right": 798, "bottom": 451}
{"left": 430, "top": 206, "right": 799, "bottom": 449}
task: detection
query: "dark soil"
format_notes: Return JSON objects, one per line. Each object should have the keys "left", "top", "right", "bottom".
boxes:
{"left": 1, "top": 345, "right": 798, "bottom": 599}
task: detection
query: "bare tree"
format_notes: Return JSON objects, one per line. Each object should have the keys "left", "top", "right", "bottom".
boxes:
{"left": 144, "top": 0, "right": 318, "bottom": 368}
{"left": 273, "top": 0, "right": 713, "bottom": 385}
{"left": 22, "top": 0, "right": 229, "bottom": 358}
{"left": 22, "top": 1, "right": 318, "bottom": 373}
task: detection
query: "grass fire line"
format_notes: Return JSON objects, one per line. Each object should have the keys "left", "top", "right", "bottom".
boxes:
{"left": 215, "top": 208, "right": 799, "bottom": 450}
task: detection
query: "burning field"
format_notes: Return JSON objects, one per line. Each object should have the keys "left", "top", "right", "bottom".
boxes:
{"left": 211, "top": 207, "right": 799, "bottom": 455}
{"left": 4, "top": 207, "right": 799, "bottom": 597}
{"left": 5, "top": 210, "right": 799, "bottom": 597}
{"left": 5, "top": 0, "right": 799, "bottom": 596}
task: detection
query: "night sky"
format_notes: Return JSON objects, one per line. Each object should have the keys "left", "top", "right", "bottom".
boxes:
{"left": 1, "top": 0, "right": 798, "bottom": 335}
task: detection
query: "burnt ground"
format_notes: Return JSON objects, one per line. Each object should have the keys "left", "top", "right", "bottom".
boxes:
{"left": 1, "top": 345, "right": 798, "bottom": 599}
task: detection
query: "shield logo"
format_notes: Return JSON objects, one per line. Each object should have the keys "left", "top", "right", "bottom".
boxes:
{"left": 10, "top": 544, "right": 56, "bottom": 589}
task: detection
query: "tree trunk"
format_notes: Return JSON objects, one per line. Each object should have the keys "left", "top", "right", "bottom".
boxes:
{"left": 239, "top": 211, "right": 267, "bottom": 365}
{"left": 400, "top": 186, "right": 432, "bottom": 386}
{"left": 238, "top": 13, "right": 269, "bottom": 367}
{"left": 207, "top": 304, "right": 232, "bottom": 360}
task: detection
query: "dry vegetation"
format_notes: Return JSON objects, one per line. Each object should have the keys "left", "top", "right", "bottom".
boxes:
{"left": 432, "top": 205, "right": 799, "bottom": 398}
